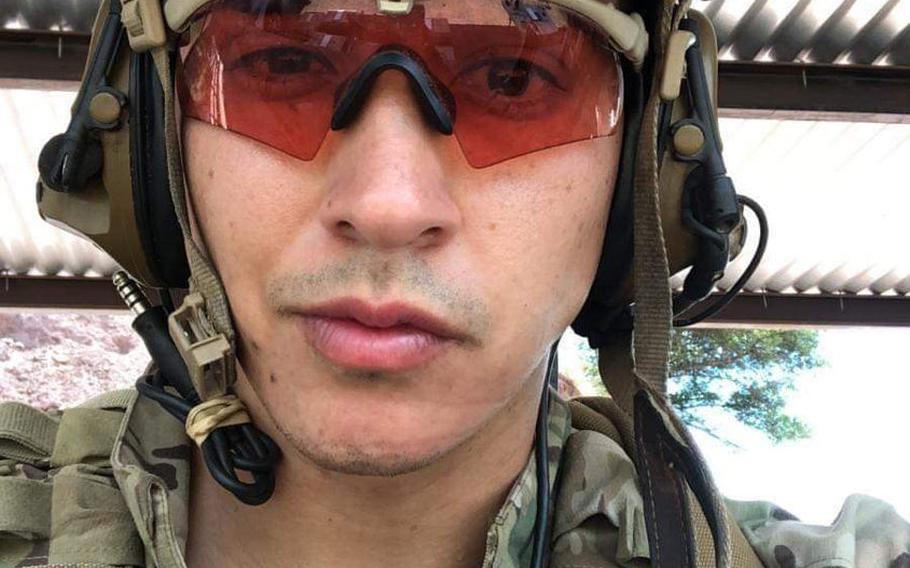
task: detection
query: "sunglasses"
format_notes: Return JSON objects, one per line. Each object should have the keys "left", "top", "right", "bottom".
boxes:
{"left": 178, "top": 0, "right": 623, "bottom": 168}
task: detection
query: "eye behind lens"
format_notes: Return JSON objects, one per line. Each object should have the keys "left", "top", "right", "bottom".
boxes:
{"left": 487, "top": 60, "right": 533, "bottom": 97}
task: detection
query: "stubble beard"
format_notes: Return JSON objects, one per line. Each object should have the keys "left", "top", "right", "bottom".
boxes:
{"left": 266, "top": 401, "right": 479, "bottom": 477}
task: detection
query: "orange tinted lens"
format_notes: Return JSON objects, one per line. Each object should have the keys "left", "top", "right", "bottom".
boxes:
{"left": 179, "top": 9, "right": 346, "bottom": 161}
{"left": 178, "top": 2, "right": 622, "bottom": 168}
{"left": 440, "top": 24, "right": 621, "bottom": 167}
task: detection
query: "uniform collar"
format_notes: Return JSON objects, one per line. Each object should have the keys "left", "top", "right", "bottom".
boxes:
{"left": 111, "top": 389, "right": 192, "bottom": 568}
{"left": 481, "top": 390, "right": 573, "bottom": 568}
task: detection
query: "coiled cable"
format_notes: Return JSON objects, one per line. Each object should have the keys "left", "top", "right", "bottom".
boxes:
{"left": 115, "top": 272, "right": 281, "bottom": 505}
{"left": 674, "top": 195, "right": 768, "bottom": 327}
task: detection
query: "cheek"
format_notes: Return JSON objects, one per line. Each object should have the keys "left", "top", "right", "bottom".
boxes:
{"left": 186, "top": 123, "right": 270, "bottom": 264}
{"left": 470, "top": 138, "right": 616, "bottom": 334}
{"left": 544, "top": 143, "right": 616, "bottom": 300}
{"left": 183, "top": 122, "right": 339, "bottom": 385}
{"left": 183, "top": 121, "right": 323, "bottom": 312}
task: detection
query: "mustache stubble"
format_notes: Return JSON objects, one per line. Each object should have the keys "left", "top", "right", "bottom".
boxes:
{"left": 265, "top": 250, "right": 492, "bottom": 345}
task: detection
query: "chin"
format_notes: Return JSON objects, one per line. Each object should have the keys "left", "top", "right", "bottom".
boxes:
{"left": 265, "top": 382, "right": 488, "bottom": 477}
{"left": 290, "top": 435, "right": 451, "bottom": 477}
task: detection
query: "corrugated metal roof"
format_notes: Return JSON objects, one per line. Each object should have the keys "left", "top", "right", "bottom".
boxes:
{"left": 689, "top": 115, "right": 910, "bottom": 296}
{"left": 3, "top": 0, "right": 909, "bottom": 65}
{"left": 693, "top": 0, "right": 910, "bottom": 65}
{"left": 1, "top": 0, "right": 98, "bottom": 35}
{"left": 0, "top": 86, "right": 118, "bottom": 277}
{"left": 2, "top": 87, "right": 910, "bottom": 297}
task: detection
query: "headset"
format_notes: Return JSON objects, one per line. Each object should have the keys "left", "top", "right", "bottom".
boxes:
{"left": 38, "top": 0, "right": 190, "bottom": 289}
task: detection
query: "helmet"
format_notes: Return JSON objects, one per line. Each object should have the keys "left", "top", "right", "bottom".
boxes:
{"left": 36, "top": 0, "right": 754, "bottom": 564}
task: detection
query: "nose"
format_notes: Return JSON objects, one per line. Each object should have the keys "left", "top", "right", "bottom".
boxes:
{"left": 320, "top": 70, "right": 462, "bottom": 251}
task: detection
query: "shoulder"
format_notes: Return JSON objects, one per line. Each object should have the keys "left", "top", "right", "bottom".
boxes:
{"left": 0, "top": 388, "right": 190, "bottom": 568}
{"left": 729, "top": 494, "right": 910, "bottom": 568}
{"left": 0, "top": 388, "right": 137, "bottom": 468}
{"left": 550, "top": 395, "right": 649, "bottom": 567}
{"left": 554, "top": 395, "right": 910, "bottom": 568}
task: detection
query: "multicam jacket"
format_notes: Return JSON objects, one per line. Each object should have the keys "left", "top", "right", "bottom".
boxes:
{"left": 0, "top": 388, "right": 908, "bottom": 567}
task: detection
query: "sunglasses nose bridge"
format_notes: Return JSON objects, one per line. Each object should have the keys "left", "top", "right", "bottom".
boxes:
{"left": 320, "top": 71, "right": 460, "bottom": 252}
{"left": 331, "top": 49, "right": 455, "bottom": 135}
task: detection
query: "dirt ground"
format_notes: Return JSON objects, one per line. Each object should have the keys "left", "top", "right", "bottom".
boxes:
{"left": 0, "top": 312, "right": 148, "bottom": 410}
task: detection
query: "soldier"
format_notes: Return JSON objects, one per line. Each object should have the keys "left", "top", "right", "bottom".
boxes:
{"left": 1, "top": 0, "right": 908, "bottom": 567}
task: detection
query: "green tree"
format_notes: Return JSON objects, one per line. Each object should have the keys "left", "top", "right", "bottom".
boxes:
{"left": 582, "top": 329, "right": 823, "bottom": 445}
{"left": 669, "top": 328, "right": 822, "bottom": 445}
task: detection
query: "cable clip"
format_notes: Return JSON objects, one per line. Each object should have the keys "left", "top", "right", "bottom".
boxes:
{"left": 168, "top": 292, "right": 232, "bottom": 401}
{"left": 660, "top": 29, "right": 696, "bottom": 101}
{"left": 121, "top": 0, "right": 167, "bottom": 51}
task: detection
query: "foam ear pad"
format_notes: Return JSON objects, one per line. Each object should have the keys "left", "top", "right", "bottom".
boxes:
{"left": 130, "top": 50, "right": 190, "bottom": 289}
{"left": 571, "top": 58, "right": 642, "bottom": 343}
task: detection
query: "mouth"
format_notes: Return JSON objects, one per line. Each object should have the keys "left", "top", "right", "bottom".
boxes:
{"left": 292, "top": 298, "right": 463, "bottom": 372}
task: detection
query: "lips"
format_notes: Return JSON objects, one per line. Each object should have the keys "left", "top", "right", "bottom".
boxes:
{"left": 294, "top": 298, "right": 461, "bottom": 372}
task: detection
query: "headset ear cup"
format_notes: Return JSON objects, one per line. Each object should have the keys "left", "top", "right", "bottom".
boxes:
{"left": 573, "top": 9, "right": 727, "bottom": 342}
{"left": 130, "top": 50, "right": 190, "bottom": 289}
{"left": 660, "top": 10, "right": 720, "bottom": 286}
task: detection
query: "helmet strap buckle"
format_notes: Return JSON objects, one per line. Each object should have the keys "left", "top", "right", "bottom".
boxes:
{"left": 659, "top": 30, "right": 697, "bottom": 102}
{"left": 122, "top": 0, "right": 168, "bottom": 52}
{"left": 168, "top": 292, "right": 233, "bottom": 401}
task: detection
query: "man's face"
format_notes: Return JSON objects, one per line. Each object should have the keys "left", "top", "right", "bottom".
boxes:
{"left": 184, "top": 65, "right": 622, "bottom": 476}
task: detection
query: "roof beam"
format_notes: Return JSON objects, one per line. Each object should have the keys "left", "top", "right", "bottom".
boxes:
{"left": 1, "top": 31, "right": 909, "bottom": 117}
{"left": 717, "top": 61, "right": 910, "bottom": 116}
{"left": 0, "top": 29, "right": 89, "bottom": 83}
{"left": 706, "top": 293, "right": 910, "bottom": 327}
{"left": 0, "top": 276, "right": 123, "bottom": 310}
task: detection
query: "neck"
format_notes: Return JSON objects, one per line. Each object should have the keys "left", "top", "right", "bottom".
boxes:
{"left": 185, "top": 367, "right": 543, "bottom": 568}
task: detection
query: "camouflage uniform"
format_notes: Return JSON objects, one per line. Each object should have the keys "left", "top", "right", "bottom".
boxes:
{"left": 496, "top": 397, "right": 910, "bottom": 568}
{"left": 1, "top": 388, "right": 908, "bottom": 567}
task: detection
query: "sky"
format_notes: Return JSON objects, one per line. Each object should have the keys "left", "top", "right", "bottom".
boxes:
{"left": 561, "top": 326, "right": 910, "bottom": 526}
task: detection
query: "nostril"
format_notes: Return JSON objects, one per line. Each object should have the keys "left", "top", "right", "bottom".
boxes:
{"left": 417, "top": 226, "right": 445, "bottom": 247}
{"left": 336, "top": 220, "right": 357, "bottom": 240}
